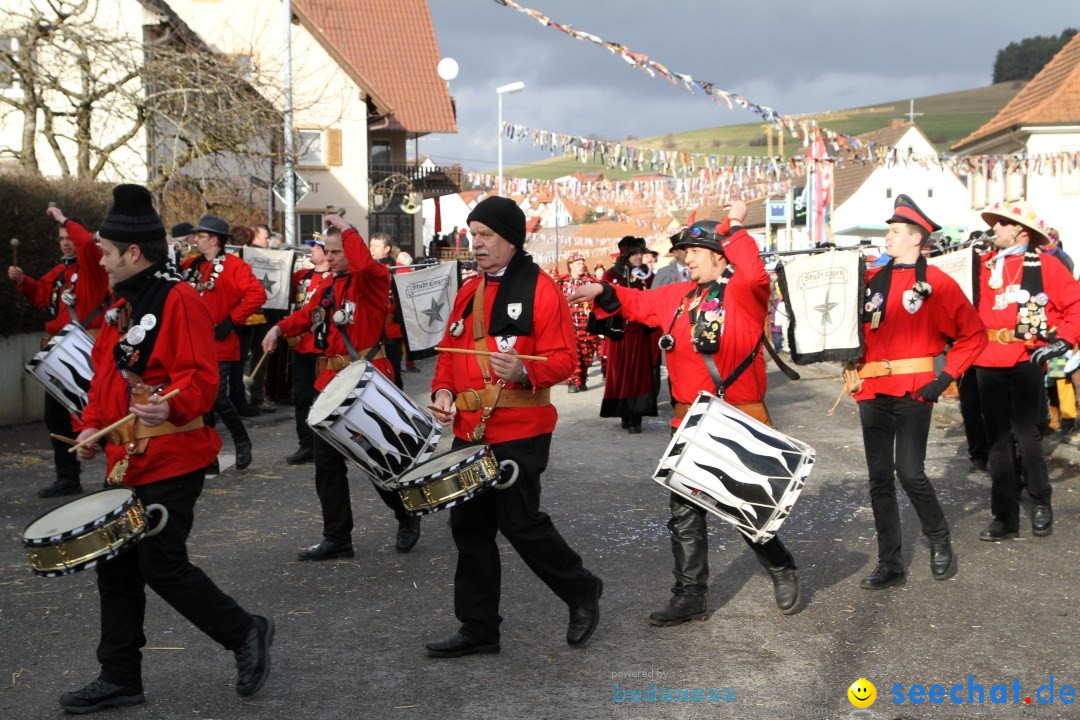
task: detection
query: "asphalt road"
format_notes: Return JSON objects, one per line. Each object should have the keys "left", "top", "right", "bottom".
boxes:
{"left": 1, "top": 358, "right": 1076, "bottom": 720}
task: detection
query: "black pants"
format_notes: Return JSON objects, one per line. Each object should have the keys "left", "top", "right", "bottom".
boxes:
{"left": 977, "top": 364, "right": 1051, "bottom": 530}
{"left": 312, "top": 434, "right": 411, "bottom": 545}
{"left": 291, "top": 352, "right": 319, "bottom": 451}
{"left": 209, "top": 361, "right": 249, "bottom": 451}
{"left": 229, "top": 328, "right": 251, "bottom": 411}
{"left": 667, "top": 494, "right": 794, "bottom": 598}
{"left": 449, "top": 435, "right": 594, "bottom": 642}
{"left": 858, "top": 394, "right": 950, "bottom": 572}
{"left": 384, "top": 338, "right": 404, "bottom": 390}
{"left": 96, "top": 470, "right": 253, "bottom": 686}
{"left": 959, "top": 367, "right": 989, "bottom": 464}
{"left": 44, "top": 392, "right": 81, "bottom": 484}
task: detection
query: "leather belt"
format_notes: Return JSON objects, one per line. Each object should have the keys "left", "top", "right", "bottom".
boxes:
{"left": 853, "top": 356, "right": 936, "bottom": 379}
{"left": 675, "top": 400, "right": 770, "bottom": 426}
{"left": 987, "top": 327, "right": 1036, "bottom": 347}
{"left": 842, "top": 356, "right": 935, "bottom": 396}
{"left": 315, "top": 346, "right": 386, "bottom": 374}
{"left": 455, "top": 385, "right": 551, "bottom": 412}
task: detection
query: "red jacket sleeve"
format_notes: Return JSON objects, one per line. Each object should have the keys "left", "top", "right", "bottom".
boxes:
{"left": 342, "top": 227, "right": 391, "bottom": 338}
{"left": 66, "top": 219, "right": 109, "bottom": 327}
{"left": 159, "top": 288, "right": 221, "bottom": 424}
{"left": 938, "top": 273, "right": 988, "bottom": 379}
{"left": 721, "top": 228, "right": 770, "bottom": 310}
{"left": 277, "top": 274, "right": 329, "bottom": 338}
{"left": 19, "top": 264, "right": 63, "bottom": 309}
{"left": 227, "top": 257, "right": 268, "bottom": 325}
{"left": 1045, "top": 255, "right": 1080, "bottom": 345}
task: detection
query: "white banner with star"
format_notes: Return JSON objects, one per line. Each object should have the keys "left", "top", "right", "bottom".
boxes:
{"left": 777, "top": 249, "right": 865, "bottom": 365}
{"left": 393, "top": 260, "right": 459, "bottom": 353}
{"left": 926, "top": 246, "right": 975, "bottom": 303}
{"left": 243, "top": 247, "right": 295, "bottom": 311}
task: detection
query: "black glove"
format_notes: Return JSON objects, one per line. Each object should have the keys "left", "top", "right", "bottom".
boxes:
{"left": 214, "top": 318, "right": 235, "bottom": 341}
{"left": 1030, "top": 338, "right": 1071, "bottom": 366}
{"left": 913, "top": 371, "right": 954, "bottom": 403}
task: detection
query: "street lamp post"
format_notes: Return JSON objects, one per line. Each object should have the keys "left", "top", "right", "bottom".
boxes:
{"left": 496, "top": 81, "right": 524, "bottom": 196}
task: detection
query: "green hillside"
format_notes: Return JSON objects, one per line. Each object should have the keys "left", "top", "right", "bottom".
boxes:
{"left": 504, "top": 81, "right": 1023, "bottom": 181}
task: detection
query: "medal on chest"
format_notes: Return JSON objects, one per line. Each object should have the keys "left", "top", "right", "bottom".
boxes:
{"left": 190, "top": 259, "right": 224, "bottom": 293}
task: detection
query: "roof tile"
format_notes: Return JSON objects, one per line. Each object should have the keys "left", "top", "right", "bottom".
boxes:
{"left": 294, "top": 0, "right": 456, "bottom": 134}
{"left": 954, "top": 33, "right": 1080, "bottom": 149}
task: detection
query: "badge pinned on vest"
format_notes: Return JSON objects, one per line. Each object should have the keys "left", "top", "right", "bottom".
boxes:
{"left": 496, "top": 335, "right": 517, "bottom": 353}
{"left": 507, "top": 302, "right": 522, "bottom": 321}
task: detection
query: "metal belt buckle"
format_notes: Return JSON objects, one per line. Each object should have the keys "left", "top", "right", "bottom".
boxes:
{"left": 880, "top": 359, "right": 893, "bottom": 376}
{"left": 994, "top": 328, "right": 1012, "bottom": 344}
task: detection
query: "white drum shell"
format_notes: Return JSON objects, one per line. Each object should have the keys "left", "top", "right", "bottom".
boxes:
{"left": 24, "top": 322, "right": 94, "bottom": 416}
{"left": 653, "top": 392, "right": 815, "bottom": 543}
{"left": 307, "top": 360, "right": 441, "bottom": 485}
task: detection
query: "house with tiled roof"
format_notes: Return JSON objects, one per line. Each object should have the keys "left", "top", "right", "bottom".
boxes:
{"left": 953, "top": 33, "right": 1080, "bottom": 251}
{"left": 172, "top": 0, "right": 457, "bottom": 249}
{"left": 709, "top": 122, "right": 976, "bottom": 250}
{"left": 0, "top": 0, "right": 456, "bottom": 250}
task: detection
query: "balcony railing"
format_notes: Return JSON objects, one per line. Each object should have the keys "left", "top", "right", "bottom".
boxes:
{"left": 370, "top": 162, "right": 463, "bottom": 197}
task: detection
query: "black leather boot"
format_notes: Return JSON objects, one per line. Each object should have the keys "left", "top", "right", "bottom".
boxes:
{"left": 648, "top": 594, "right": 708, "bottom": 626}
{"left": 218, "top": 402, "right": 253, "bottom": 470}
{"left": 764, "top": 565, "right": 801, "bottom": 614}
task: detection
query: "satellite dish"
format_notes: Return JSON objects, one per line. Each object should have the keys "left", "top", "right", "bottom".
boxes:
{"left": 437, "top": 57, "right": 459, "bottom": 81}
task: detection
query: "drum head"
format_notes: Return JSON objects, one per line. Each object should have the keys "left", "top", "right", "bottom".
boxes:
{"left": 396, "top": 446, "right": 487, "bottom": 486}
{"left": 23, "top": 488, "right": 134, "bottom": 541}
{"left": 308, "top": 360, "right": 370, "bottom": 424}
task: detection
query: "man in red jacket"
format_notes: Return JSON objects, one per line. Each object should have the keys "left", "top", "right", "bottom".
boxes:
{"left": 263, "top": 217, "right": 421, "bottom": 558}
{"left": 182, "top": 216, "right": 266, "bottom": 471}
{"left": 848, "top": 195, "right": 987, "bottom": 589}
{"left": 973, "top": 201, "right": 1080, "bottom": 541}
{"left": 571, "top": 202, "right": 801, "bottom": 622}
{"left": 426, "top": 196, "right": 602, "bottom": 657}
{"left": 61, "top": 184, "right": 271, "bottom": 714}
{"left": 282, "top": 235, "right": 333, "bottom": 465}
{"left": 8, "top": 204, "right": 109, "bottom": 497}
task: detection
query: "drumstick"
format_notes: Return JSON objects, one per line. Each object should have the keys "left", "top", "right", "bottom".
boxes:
{"left": 245, "top": 350, "right": 269, "bottom": 382}
{"left": 435, "top": 346, "right": 548, "bottom": 362}
{"left": 10, "top": 237, "right": 18, "bottom": 266}
{"left": 50, "top": 433, "right": 77, "bottom": 446}
{"left": 68, "top": 389, "right": 181, "bottom": 453}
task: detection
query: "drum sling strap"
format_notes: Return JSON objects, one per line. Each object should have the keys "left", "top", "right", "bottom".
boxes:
{"left": 459, "top": 278, "right": 550, "bottom": 441}
{"left": 316, "top": 275, "right": 387, "bottom": 373}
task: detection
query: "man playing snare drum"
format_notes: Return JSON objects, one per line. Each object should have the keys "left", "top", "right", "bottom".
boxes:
{"left": 9, "top": 204, "right": 109, "bottom": 498}
{"left": 570, "top": 201, "right": 802, "bottom": 622}
{"left": 65, "top": 184, "right": 272, "bottom": 713}
{"left": 427, "top": 196, "right": 603, "bottom": 657}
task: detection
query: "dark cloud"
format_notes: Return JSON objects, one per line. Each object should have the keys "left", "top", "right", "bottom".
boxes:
{"left": 426, "top": 0, "right": 1075, "bottom": 171}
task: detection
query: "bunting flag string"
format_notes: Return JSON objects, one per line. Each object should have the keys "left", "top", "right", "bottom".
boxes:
{"left": 492, "top": 0, "right": 859, "bottom": 148}
{"left": 500, "top": 120, "right": 1080, "bottom": 187}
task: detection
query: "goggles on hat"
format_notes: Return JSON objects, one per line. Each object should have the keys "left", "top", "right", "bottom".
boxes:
{"left": 680, "top": 225, "right": 717, "bottom": 242}
{"left": 306, "top": 236, "right": 325, "bottom": 248}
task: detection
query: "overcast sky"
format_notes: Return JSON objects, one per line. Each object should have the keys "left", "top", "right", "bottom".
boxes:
{"left": 423, "top": 0, "right": 1076, "bottom": 173}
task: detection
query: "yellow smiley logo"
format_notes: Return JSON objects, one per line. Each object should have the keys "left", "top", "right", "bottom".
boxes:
{"left": 848, "top": 678, "right": 876, "bottom": 708}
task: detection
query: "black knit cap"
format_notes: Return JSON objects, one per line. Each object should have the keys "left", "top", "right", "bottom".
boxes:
{"left": 170, "top": 221, "right": 194, "bottom": 239}
{"left": 98, "top": 184, "right": 166, "bottom": 244}
{"left": 466, "top": 196, "right": 526, "bottom": 247}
